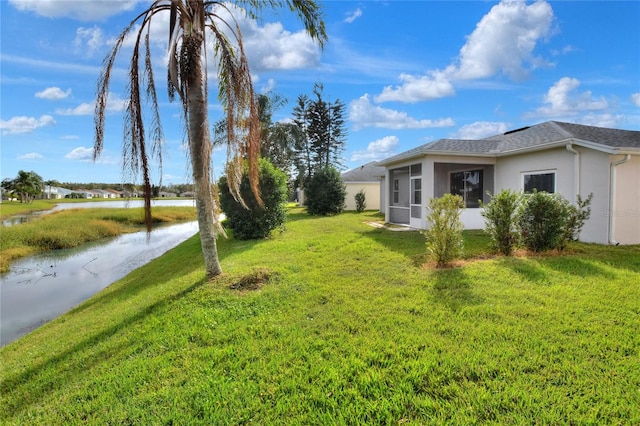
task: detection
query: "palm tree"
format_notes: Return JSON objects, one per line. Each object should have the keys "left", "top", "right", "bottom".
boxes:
{"left": 1, "top": 170, "right": 44, "bottom": 204}
{"left": 94, "top": 0, "right": 326, "bottom": 277}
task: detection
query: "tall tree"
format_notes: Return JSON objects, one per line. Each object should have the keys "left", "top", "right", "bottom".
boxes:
{"left": 292, "top": 83, "right": 347, "bottom": 181}
{"left": 1, "top": 170, "right": 44, "bottom": 204}
{"left": 94, "top": 0, "right": 326, "bottom": 277}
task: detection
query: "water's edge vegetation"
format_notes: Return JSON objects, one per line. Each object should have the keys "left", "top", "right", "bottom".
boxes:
{"left": 1, "top": 207, "right": 638, "bottom": 424}
{"left": 0, "top": 205, "right": 197, "bottom": 273}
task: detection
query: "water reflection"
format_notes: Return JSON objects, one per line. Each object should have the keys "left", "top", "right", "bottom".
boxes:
{"left": 0, "top": 221, "right": 198, "bottom": 346}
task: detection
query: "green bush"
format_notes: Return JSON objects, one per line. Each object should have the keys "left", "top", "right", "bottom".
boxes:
{"left": 558, "top": 193, "right": 593, "bottom": 251}
{"left": 518, "top": 190, "right": 568, "bottom": 252}
{"left": 304, "top": 167, "right": 347, "bottom": 215}
{"left": 355, "top": 189, "right": 367, "bottom": 213}
{"left": 219, "top": 159, "right": 288, "bottom": 240}
{"left": 481, "top": 189, "right": 522, "bottom": 256}
{"left": 422, "top": 194, "right": 464, "bottom": 267}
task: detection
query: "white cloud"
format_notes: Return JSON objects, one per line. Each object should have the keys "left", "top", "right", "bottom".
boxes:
{"left": 260, "top": 78, "right": 276, "bottom": 94}
{"left": 209, "top": 4, "right": 321, "bottom": 71}
{"left": 65, "top": 146, "right": 94, "bottom": 161}
{"left": 632, "top": 93, "right": 640, "bottom": 107}
{"left": 452, "top": 121, "right": 509, "bottom": 139}
{"left": 350, "top": 136, "right": 399, "bottom": 162}
{"left": 448, "top": 0, "right": 554, "bottom": 81}
{"left": 8, "top": 0, "right": 140, "bottom": 21}
{"left": 74, "top": 26, "right": 104, "bottom": 56}
{"left": 349, "top": 94, "right": 455, "bottom": 130}
{"left": 0, "top": 115, "right": 55, "bottom": 135}
{"left": 344, "top": 8, "right": 363, "bottom": 24}
{"left": 56, "top": 93, "right": 128, "bottom": 116}
{"left": 35, "top": 86, "right": 72, "bottom": 100}
{"left": 578, "top": 114, "right": 625, "bottom": 129}
{"left": 374, "top": 0, "right": 555, "bottom": 104}
{"left": 529, "top": 77, "right": 608, "bottom": 118}
{"left": 374, "top": 71, "right": 455, "bottom": 103}
{"left": 18, "top": 152, "right": 44, "bottom": 160}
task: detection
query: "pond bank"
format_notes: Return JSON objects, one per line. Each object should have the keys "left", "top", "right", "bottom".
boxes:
{"left": 1, "top": 221, "right": 199, "bottom": 346}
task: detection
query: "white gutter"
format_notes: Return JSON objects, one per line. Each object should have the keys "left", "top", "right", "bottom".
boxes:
{"left": 608, "top": 154, "right": 631, "bottom": 245}
{"left": 565, "top": 143, "right": 580, "bottom": 199}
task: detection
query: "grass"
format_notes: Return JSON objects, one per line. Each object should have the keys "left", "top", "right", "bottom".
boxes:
{"left": 0, "top": 207, "right": 196, "bottom": 273}
{"left": 1, "top": 208, "right": 638, "bottom": 424}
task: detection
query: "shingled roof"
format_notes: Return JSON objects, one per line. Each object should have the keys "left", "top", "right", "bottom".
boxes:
{"left": 377, "top": 121, "right": 640, "bottom": 166}
{"left": 341, "top": 161, "right": 385, "bottom": 182}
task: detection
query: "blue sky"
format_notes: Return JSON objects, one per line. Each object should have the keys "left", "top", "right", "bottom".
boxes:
{"left": 1, "top": 0, "right": 639, "bottom": 186}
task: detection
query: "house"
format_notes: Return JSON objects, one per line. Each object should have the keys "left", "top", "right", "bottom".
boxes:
{"left": 43, "top": 186, "right": 73, "bottom": 199}
{"left": 377, "top": 121, "right": 640, "bottom": 245}
{"left": 341, "top": 161, "right": 385, "bottom": 211}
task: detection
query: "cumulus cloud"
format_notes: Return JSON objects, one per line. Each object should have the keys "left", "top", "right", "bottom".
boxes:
{"left": 528, "top": 77, "right": 608, "bottom": 118}
{"left": 74, "top": 26, "right": 104, "bottom": 56}
{"left": 18, "top": 152, "right": 44, "bottom": 160}
{"left": 8, "top": 0, "right": 140, "bottom": 21}
{"left": 0, "top": 115, "right": 55, "bottom": 135}
{"left": 56, "top": 93, "right": 128, "bottom": 116}
{"left": 578, "top": 113, "right": 626, "bottom": 129}
{"left": 447, "top": 0, "right": 554, "bottom": 81}
{"left": 452, "top": 121, "right": 509, "bottom": 139}
{"left": 35, "top": 86, "right": 72, "bottom": 100}
{"left": 344, "top": 8, "right": 363, "bottom": 24}
{"left": 374, "top": 0, "right": 555, "bottom": 103}
{"left": 349, "top": 95, "right": 454, "bottom": 130}
{"left": 632, "top": 93, "right": 640, "bottom": 107}
{"left": 260, "top": 78, "right": 276, "bottom": 94}
{"left": 206, "top": 4, "right": 321, "bottom": 71}
{"left": 374, "top": 71, "right": 455, "bottom": 103}
{"left": 65, "top": 146, "right": 94, "bottom": 161}
{"left": 350, "top": 135, "right": 399, "bottom": 162}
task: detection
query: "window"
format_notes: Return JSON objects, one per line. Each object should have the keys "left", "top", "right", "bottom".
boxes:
{"left": 393, "top": 179, "right": 399, "bottom": 204}
{"left": 450, "top": 170, "right": 483, "bottom": 208}
{"left": 411, "top": 178, "right": 421, "bottom": 205}
{"left": 523, "top": 171, "right": 555, "bottom": 193}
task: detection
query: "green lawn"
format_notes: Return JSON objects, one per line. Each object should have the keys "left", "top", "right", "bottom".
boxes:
{"left": 1, "top": 208, "right": 638, "bottom": 424}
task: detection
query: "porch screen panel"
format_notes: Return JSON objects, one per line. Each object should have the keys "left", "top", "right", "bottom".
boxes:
{"left": 411, "top": 205, "right": 422, "bottom": 218}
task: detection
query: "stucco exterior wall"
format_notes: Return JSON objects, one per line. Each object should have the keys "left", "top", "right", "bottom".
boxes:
{"left": 612, "top": 154, "right": 640, "bottom": 244}
{"left": 579, "top": 149, "right": 611, "bottom": 244}
{"left": 495, "top": 147, "right": 575, "bottom": 197}
{"left": 344, "top": 182, "right": 381, "bottom": 211}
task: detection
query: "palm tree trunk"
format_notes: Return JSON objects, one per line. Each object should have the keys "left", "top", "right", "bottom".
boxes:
{"left": 184, "top": 31, "right": 222, "bottom": 278}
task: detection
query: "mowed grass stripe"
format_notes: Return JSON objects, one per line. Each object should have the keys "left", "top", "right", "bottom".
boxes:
{"left": 1, "top": 208, "right": 638, "bottom": 424}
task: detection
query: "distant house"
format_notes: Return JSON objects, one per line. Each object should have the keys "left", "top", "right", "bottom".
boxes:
{"left": 92, "top": 189, "right": 118, "bottom": 199}
{"left": 341, "top": 161, "right": 385, "bottom": 211}
{"left": 73, "top": 189, "right": 96, "bottom": 199}
{"left": 159, "top": 191, "right": 177, "bottom": 198}
{"left": 104, "top": 189, "right": 123, "bottom": 198}
{"left": 43, "top": 186, "right": 73, "bottom": 199}
{"left": 377, "top": 121, "right": 640, "bottom": 245}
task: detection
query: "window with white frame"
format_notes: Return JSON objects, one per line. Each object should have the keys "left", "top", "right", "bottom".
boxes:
{"left": 393, "top": 179, "right": 399, "bottom": 204}
{"left": 522, "top": 170, "right": 555, "bottom": 193}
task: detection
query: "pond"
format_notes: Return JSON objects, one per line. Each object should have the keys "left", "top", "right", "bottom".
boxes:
{"left": 1, "top": 221, "right": 199, "bottom": 346}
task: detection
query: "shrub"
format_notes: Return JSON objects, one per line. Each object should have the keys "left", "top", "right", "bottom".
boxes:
{"left": 558, "top": 192, "right": 593, "bottom": 251}
{"left": 422, "top": 194, "right": 464, "bottom": 267}
{"left": 518, "top": 190, "right": 568, "bottom": 252}
{"left": 219, "top": 159, "right": 288, "bottom": 240}
{"left": 481, "top": 189, "right": 522, "bottom": 256}
{"left": 355, "top": 189, "right": 367, "bottom": 213}
{"left": 304, "top": 167, "right": 347, "bottom": 215}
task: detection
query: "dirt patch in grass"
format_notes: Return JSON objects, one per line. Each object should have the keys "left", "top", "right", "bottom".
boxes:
{"left": 229, "top": 268, "right": 276, "bottom": 291}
